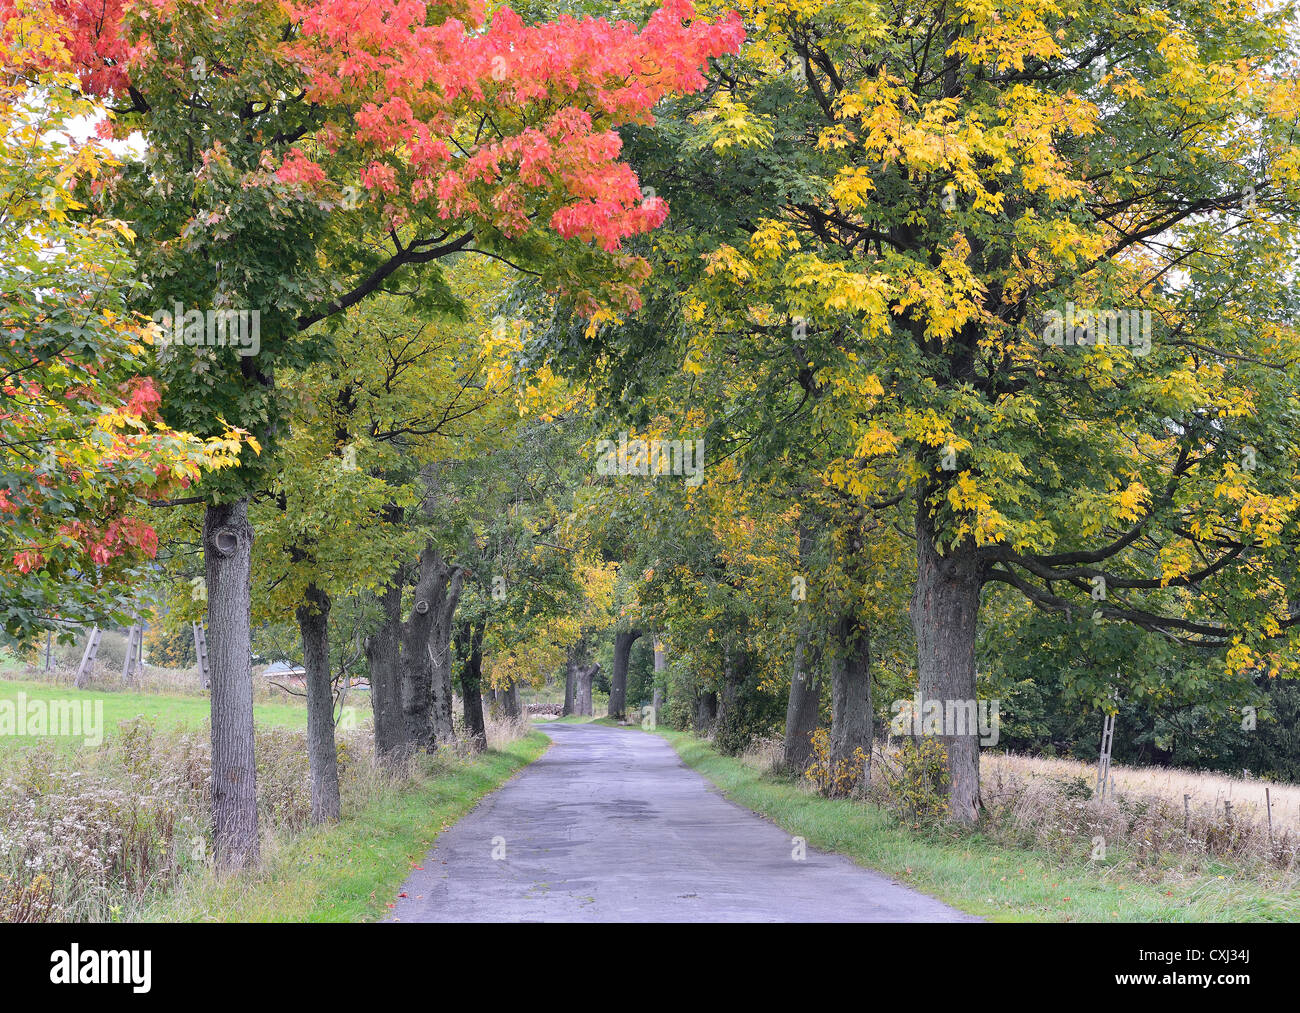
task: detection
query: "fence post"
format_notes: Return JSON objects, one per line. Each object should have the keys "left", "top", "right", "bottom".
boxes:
{"left": 192, "top": 621, "right": 211, "bottom": 690}
{"left": 74, "top": 626, "right": 101, "bottom": 687}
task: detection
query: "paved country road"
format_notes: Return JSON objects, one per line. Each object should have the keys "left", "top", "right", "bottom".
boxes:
{"left": 389, "top": 721, "right": 977, "bottom": 923}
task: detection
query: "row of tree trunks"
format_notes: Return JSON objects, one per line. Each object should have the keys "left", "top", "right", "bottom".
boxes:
{"left": 609, "top": 628, "right": 642, "bottom": 720}
{"left": 363, "top": 544, "right": 466, "bottom": 762}
{"left": 297, "top": 581, "right": 341, "bottom": 824}
{"left": 456, "top": 619, "right": 487, "bottom": 753}
{"left": 563, "top": 639, "right": 600, "bottom": 716}
{"left": 490, "top": 680, "right": 522, "bottom": 718}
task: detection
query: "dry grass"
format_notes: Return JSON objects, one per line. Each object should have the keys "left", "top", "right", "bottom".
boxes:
{"left": 984, "top": 752, "right": 1300, "bottom": 829}
{"left": 484, "top": 711, "right": 533, "bottom": 749}
{"left": 0, "top": 692, "right": 535, "bottom": 922}
{"left": 738, "top": 736, "right": 785, "bottom": 774}
{"left": 741, "top": 730, "right": 1299, "bottom": 882}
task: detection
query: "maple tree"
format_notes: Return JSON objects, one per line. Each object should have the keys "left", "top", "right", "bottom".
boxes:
{"left": 0, "top": 11, "right": 246, "bottom": 644}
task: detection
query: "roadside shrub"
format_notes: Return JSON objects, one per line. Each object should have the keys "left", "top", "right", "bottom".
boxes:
{"left": 804, "top": 728, "right": 868, "bottom": 798}
{"left": 874, "top": 739, "right": 950, "bottom": 824}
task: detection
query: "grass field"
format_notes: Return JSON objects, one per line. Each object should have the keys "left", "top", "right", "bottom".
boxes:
{"left": 652, "top": 725, "right": 1298, "bottom": 923}
{"left": 0, "top": 677, "right": 307, "bottom": 751}
{"left": 145, "top": 732, "right": 550, "bottom": 922}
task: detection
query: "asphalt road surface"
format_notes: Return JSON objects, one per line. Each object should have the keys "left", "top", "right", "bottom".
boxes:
{"left": 389, "top": 721, "right": 976, "bottom": 922}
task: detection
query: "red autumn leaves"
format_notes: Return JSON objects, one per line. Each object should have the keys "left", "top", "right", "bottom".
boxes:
{"left": 284, "top": 0, "right": 743, "bottom": 252}
{"left": 35, "top": 0, "right": 744, "bottom": 264}
{"left": 5, "top": 374, "right": 176, "bottom": 574}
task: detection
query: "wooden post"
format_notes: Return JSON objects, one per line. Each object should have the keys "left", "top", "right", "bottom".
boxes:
{"left": 121, "top": 625, "right": 134, "bottom": 680}
{"left": 43, "top": 631, "right": 53, "bottom": 671}
{"left": 1183, "top": 793, "right": 1191, "bottom": 828}
{"left": 74, "top": 626, "right": 101, "bottom": 687}
{"left": 192, "top": 621, "right": 211, "bottom": 690}
{"left": 1265, "top": 786, "right": 1273, "bottom": 845}
{"left": 122, "top": 624, "right": 144, "bottom": 681}
{"left": 1095, "top": 705, "right": 1117, "bottom": 802}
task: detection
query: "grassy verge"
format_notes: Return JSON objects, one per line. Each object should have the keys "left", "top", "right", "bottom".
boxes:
{"left": 144, "top": 731, "right": 550, "bottom": 922}
{"left": 0, "top": 677, "right": 306, "bottom": 751}
{"left": 653, "top": 726, "right": 1296, "bottom": 923}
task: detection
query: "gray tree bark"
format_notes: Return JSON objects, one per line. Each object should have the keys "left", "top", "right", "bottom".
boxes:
{"left": 576, "top": 662, "right": 599, "bottom": 716}
{"left": 911, "top": 502, "right": 984, "bottom": 823}
{"left": 562, "top": 657, "right": 576, "bottom": 716}
{"left": 828, "top": 613, "right": 872, "bottom": 793}
{"left": 456, "top": 619, "right": 487, "bottom": 753}
{"left": 397, "top": 544, "right": 444, "bottom": 752}
{"left": 297, "top": 582, "right": 340, "bottom": 823}
{"left": 203, "top": 500, "right": 259, "bottom": 869}
{"left": 428, "top": 558, "right": 464, "bottom": 746}
{"left": 382, "top": 544, "right": 463, "bottom": 753}
{"left": 609, "top": 628, "right": 642, "bottom": 720}
{"left": 783, "top": 623, "right": 822, "bottom": 773}
{"left": 365, "top": 571, "right": 408, "bottom": 761}
{"left": 564, "top": 639, "right": 589, "bottom": 716}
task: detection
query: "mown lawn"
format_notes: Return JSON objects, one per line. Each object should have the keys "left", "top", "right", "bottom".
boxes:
{"left": 652, "top": 726, "right": 1297, "bottom": 923}
{"left": 145, "top": 732, "right": 550, "bottom": 922}
{"left": 0, "top": 677, "right": 307, "bottom": 751}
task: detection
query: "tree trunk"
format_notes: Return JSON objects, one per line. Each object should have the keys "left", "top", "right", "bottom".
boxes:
{"left": 562, "top": 654, "right": 576, "bottom": 716}
{"left": 501, "top": 679, "right": 521, "bottom": 719}
{"left": 564, "top": 639, "right": 589, "bottom": 717}
{"left": 609, "top": 628, "right": 642, "bottom": 720}
{"left": 695, "top": 689, "right": 717, "bottom": 734}
{"left": 783, "top": 623, "right": 822, "bottom": 773}
{"left": 203, "top": 499, "right": 259, "bottom": 870}
{"left": 576, "top": 663, "right": 599, "bottom": 716}
{"left": 651, "top": 637, "right": 666, "bottom": 720}
{"left": 428, "top": 560, "right": 464, "bottom": 746}
{"left": 398, "top": 544, "right": 457, "bottom": 752}
{"left": 715, "top": 644, "right": 754, "bottom": 754}
{"left": 829, "top": 613, "right": 871, "bottom": 794}
{"left": 911, "top": 505, "right": 984, "bottom": 823}
{"left": 297, "top": 582, "right": 340, "bottom": 824}
{"left": 717, "top": 647, "right": 741, "bottom": 727}
{"left": 456, "top": 620, "right": 487, "bottom": 753}
{"left": 365, "top": 571, "right": 408, "bottom": 761}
